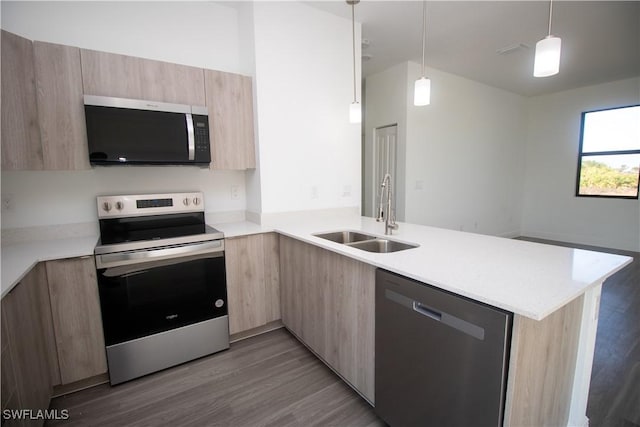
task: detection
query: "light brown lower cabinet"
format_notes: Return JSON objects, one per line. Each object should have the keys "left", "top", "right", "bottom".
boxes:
{"left": 46, "top": 257, "right": 108, "bottom": 385}
{"left": 1, "top": 263, "right": 54, "bottom": 424}
{"left": 279, "top": 235, "right": 375, "bottom": 402}
{"left": 277, "top": 234, "right": 587, "bottom": 426}
{"left": 505, "top": 294, "right": 584, "bottom": 427}
{"left": 225, "top": 233, "right": 280, "bottom": 335}
{"left": 1, "top": 256, "right": 108, "bottom": 424}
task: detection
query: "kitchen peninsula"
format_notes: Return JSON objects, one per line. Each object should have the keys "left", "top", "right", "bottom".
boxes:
{"left": 1, "top": 213, "right": 632, "bottom": 427}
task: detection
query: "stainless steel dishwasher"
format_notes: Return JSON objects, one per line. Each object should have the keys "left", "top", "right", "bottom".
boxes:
{"left": 375, "top": 269, "right": 513, "bottom": 427}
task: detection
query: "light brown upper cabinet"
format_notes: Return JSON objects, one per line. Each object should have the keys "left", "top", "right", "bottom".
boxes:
{"left": 204, "top": 70, "right": 256, "bottom": 170}
{"left": 2, "top": 29, "right": 255, "bottom": 171}
{"left": 33, "top": 41, "right": 90, "bottom": 170}
{"left": 80, "top": 49, "right": 205, "bottom": 106}
{"left": 1, "top": 30, "right": 43, "bottom": 170}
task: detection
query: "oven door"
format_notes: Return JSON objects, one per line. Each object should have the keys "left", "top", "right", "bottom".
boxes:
{"left": 95, "top": 240, "right": 227, "bottom": 346}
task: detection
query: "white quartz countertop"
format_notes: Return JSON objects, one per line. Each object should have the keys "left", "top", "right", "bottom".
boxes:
{"left": 263, "top": 215, "right": 633, "bottom": 321}
{"left": 212, "top": 221, "right": 273, "bottom": 238}
{"left": 1, "top": 235, "right": 98, "bottom": 298}
{"left": 1, "top": 215, "right": 633, "bottom": 320}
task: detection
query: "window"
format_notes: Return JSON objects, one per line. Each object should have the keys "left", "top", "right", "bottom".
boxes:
{"left": 576, "top": 105, "right": 640, "bottom": 199}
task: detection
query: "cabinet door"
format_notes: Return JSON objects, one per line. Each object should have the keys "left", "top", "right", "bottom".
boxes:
{"left": 263, "top": 233, "right": 281, "bottom": 323}
{"left": 46, "top": 257, "right": 107, "bottom": 385}
{"left": 33, "top": 41, "right": 89, "bottom": 170}
{"left": 226, "top": 235, "right": 266, "bottom": 334}
{"left": 1, "top": 264, "right": 52, "bottom": 414}
{"left": 279, "top": 236, "right": 375, "bottom": 402}
{"left": 204, "top": 70, "right": 256, "bottom": 170}
{"left": 225, "top": 233, "right": 280, "bottom": 335}
{"left": 279, "top": 235, "right": 324, "bottom": 353}
{"left": 80, "top": 49, "right": 205, "bottom": 105}
{"left": 1, "top": 301, "right": 22, "bottom": 424}
{"left": 1, "top": 30, "right": 43, "bottom": 170}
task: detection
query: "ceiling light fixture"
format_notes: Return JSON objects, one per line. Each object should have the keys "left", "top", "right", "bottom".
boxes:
{"left": 533, "top": 0, "right": 561, "bottom": 77}
{"left": 414, "top": 0, "right": 431, "bottom": 106}
{"left": 347, "top": 0, "right": 361, "bottom": 124}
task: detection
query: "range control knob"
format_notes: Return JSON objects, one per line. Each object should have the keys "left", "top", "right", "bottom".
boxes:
{"left": 193, "top": 197, "right": 201, "bottom": 206}
{"left": 102, "top": 202, "right": 112, "bottom": 212}
{"left": 115, "top": 201, "right": 124, "bottom": 211}
{"left": 183, "top": 198, "right": 191, "bottom": 206}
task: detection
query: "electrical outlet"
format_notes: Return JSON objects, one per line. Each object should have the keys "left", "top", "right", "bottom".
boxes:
{"left": 415, "top": 180, "right": 424, "bottom": 190}
{"left": 342, "top": 185, "right": 351, "bottom": 198}
{"left": 311, "top": 186, "right": 319, "bottom": 199}
{"left": 230, "top": 185, "right": 239, "bottom": 200}
{"left": 2, "top": 194, "right": 13, "bottom": 212}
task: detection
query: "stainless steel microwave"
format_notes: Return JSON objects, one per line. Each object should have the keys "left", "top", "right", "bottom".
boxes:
{"left": 84, "top": 95, "right": 211, "bottom": 166}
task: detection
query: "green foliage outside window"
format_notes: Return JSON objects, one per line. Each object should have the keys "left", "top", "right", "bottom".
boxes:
{"left": 579, "top": 160, "right": 640, "bottom": 197}
{"left": 576, "top": 105, "right": 640, "bottom": 199}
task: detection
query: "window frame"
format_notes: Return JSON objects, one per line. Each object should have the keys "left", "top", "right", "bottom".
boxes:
{"left": 575, "top": 104, "right": 640, "bottom": 200}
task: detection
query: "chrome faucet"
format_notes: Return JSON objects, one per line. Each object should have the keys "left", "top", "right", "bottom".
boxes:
{"left": 376, "top": 173, "right": 399, "bottom": 235}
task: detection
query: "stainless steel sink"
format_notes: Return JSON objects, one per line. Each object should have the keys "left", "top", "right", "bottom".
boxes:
{"left": 313, "top": 231, "right": 377, "bottom": 244}
{"left": 347, "top": 239, "right": 419, "bottom": 253}
{"left": 314, "top": 230, "right": 419, "bottom": 253}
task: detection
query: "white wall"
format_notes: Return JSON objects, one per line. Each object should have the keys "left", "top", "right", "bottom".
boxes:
{"left": 233, "top": 2, "right": 262, "bottom": 216}
{"left": 522, "top": 77, "right": 640, "bottom": 251}
{"left": 1, "top": 168, "right": 246, "bottom": 228}
{"left": 405, "top": 62, "right": 527, "bottom": 237}
{"left": 363, "top": 62, "right": 408, "bottom": 219}
{"left": 1, "top": 1, "right": 245, "bottom": 74}
{"left": 251, "top": 2, "right": 361, "bottom": 215}
{"left": 365, "top": 61, "right": 527, "bottom": 237}
{"left": 0, "top": 1, "right": 249, "bottom": 229}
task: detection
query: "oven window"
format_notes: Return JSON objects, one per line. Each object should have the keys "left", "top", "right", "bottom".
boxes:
{"left": 97, "top": 255, "right": 227, "bottom": 346}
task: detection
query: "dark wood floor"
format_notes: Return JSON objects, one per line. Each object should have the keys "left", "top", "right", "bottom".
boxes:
{"left": 519, "top": 237, "right": 639, "bottom": 427}
{"left": 49, "top": 237, "right": 638, "bottom": 427}
{"left": 47, "top": 328, "right": 384, "bottom": 427}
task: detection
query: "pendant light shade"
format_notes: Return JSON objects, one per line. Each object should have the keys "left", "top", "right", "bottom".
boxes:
{"left": 414, "top": 0, "right": 431, "bottom": 106}
{"left": 350, "top": 102, "right": 361, "bottom": 123}
{"left": 347, "top": 0, "right": 361, "bottom": 123}
{"left": 533, "top": 0, "right": 561, "bottom": 77}
{"left": 534, "top": 36, "right": 561, "bottom": 77}
{"left": 414, "top": 77, "right": 431, "bottom": 106}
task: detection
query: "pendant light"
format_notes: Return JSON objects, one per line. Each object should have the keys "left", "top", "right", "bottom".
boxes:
{"left": 347, "top": 0, "right": 361, "bottom": 123}
{"left": 414, "top": 0, "right": 430, "bottom": 106}
{"left": 533, "top": 0, "right": 561, "bottom": 77}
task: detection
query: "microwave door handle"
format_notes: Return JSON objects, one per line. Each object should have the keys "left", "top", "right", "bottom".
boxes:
{"left": 186, "top": 113, "right": 195, "bottom": 161}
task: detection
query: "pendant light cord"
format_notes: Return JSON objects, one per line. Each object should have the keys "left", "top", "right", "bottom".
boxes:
{"left": 421, "top": 0, "right": 426, "bottom": 77}
{"left": 547, "top": 0, "right": 554, "bottom": 36}
{"left": 352, "top": 2, "right": 357, "bottom": 102}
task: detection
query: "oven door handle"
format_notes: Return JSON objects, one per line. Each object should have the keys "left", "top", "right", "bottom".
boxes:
{"left": 95, "top": 239, "right": 224, "bottom": 269}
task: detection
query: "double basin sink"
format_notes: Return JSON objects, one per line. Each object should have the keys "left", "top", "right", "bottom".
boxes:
{"left": 313, "top": 230, "right": 419, "bottom": 253}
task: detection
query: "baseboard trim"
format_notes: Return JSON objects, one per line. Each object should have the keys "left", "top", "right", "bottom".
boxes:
{"left": 519, "top": 230, "right": 639, "bottom": 253}
{"left": 52, "top": 373, "right": 109, "bottom": 398}
{"left": 230, "top": 320, "right": 284, "bottom": 343}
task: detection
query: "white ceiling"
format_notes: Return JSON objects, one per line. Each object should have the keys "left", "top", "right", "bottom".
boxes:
{"left": 306, "top": 1, "right": 640, "bottom": 96}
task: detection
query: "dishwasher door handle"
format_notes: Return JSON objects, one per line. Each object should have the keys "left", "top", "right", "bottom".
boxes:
{"left": 413, "top": 301, "right": 442, "bottom": 321}
{"left": 385, "top": 289, "right": 485, "bottom": 341}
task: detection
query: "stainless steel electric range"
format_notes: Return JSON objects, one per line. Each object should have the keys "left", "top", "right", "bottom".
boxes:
{"left": 94, "top": 192, "right": 229, "bottom": 385}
